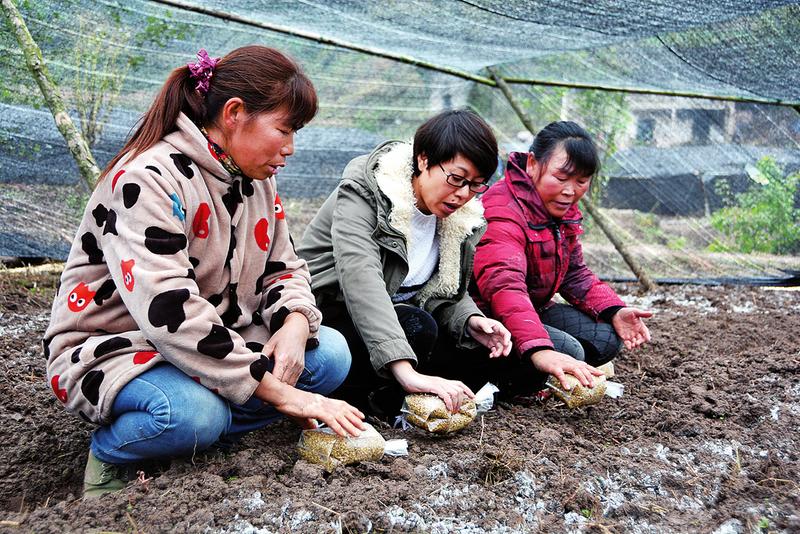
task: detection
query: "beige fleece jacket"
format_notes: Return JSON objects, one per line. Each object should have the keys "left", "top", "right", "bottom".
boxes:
{"left": 44, "top": 113, "right": 321, "bottom": 424}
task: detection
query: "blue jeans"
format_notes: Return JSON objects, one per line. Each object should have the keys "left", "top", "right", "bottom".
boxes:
{"left": 91, "top": 326, "right": 350, "bottom": 464}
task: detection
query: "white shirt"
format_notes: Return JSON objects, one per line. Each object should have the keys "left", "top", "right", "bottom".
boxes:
{"left": 392, "top": 206, "right": 439, "bottom": 302}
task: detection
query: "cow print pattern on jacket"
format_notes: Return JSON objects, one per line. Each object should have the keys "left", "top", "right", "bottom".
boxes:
{"left": 43, "top": 112, "right": 321, "bottom": 424}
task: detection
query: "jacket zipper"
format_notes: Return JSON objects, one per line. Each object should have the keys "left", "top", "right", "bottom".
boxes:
{"left": 549, "top": 224, "right": 561, "bottom": 302}
{"left": 527, "top": 218, "right": 581, "bottom": 303}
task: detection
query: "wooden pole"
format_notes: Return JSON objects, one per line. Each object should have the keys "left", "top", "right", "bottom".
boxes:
{"left": 501, "top": 76, "right": 800, "bottom": 108}
{"left": 579, "top": 197, "right": 657, "bottom": 292}
{"left": 150, "top": 0, "right": 496, "bottom": 87}
{"left": 487, "top": 66, "right": 657, "bottom": 292}
{"left": 1, "top": 0, "right": 100, "bottom": 190}
{"left": 150, "top": 0, "right": 800, "bottom": 109}
{"left": 487, "top": 67, "right": 537, "bottom": 134}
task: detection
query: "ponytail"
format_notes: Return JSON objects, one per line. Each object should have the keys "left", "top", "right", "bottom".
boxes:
{"left": 100, "top": 45, "right": 317, "bottom": 179}
{"left": 101, "top": 67, "right": 201, "bottom": 176}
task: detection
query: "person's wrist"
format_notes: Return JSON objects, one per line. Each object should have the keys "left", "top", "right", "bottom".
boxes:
{"left": 463, "top": 314, "right": 478, "bottom": 337}
{"left": 285, "top": 311, "right": 310, "bottom": 332}
{"left": 528, "top": 348, "right": 553, "bottom": 370}
{"left": 255, "top": 372, "right": 290, "bottom": 406}
{"left": 388, "top": 359, "right": 415, "bottom": 389}
{"left": 600, "top": 305, "right": 625, "bottom": 323}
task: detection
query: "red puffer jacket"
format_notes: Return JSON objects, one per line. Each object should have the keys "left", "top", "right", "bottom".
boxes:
{"left": 472, "top": 152, "right": 625, "bottom": 355}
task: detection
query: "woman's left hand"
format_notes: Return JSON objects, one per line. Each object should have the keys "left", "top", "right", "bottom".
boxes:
{"left": 265, "top": 311, "right": 310, "bottom": 386}
{"left": 611, "top": 307, "right": 653, "bottom": 350}
{"left": 467, "top": 315, "right": 512, "bottom": 358}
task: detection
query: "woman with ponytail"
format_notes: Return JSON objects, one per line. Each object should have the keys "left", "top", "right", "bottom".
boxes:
{"left": 44, "top": 46, "right": 364, "bottom": 498}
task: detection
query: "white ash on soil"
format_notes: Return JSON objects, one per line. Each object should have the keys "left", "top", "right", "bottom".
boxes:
{"left": 1, "top": 273, "right": 798, "bottom": 533}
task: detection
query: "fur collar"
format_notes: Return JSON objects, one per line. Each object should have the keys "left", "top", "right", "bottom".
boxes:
{"left": 373, "top": 142, "right": 484, "bottom": 301}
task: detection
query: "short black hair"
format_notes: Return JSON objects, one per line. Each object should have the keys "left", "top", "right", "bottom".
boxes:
{"left": 530, "top": 121, "right": 599, "bottom": 178}
{"left": 412, "top": 110, "right": 498, "bottom": 180}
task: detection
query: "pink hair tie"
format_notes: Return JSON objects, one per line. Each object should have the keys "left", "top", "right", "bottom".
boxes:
{"left": 187, "top": 48, "right": 219, "bottom": 95}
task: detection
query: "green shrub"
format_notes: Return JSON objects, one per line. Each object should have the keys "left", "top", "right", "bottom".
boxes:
{"left": 667, "top": 236, "right": 688, "bottom": 251}
{"left": 710, "top": 157, "right": 800, "bottom": 254}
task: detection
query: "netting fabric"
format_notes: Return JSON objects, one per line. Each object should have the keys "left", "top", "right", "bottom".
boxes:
{"left": 1, "top": 0, "right": 798, "bottom": 281}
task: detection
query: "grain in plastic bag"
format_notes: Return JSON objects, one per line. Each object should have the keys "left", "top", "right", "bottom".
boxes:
{"left": 597, "top": 362, "right": 624, "bottom": 398}
{"left": 546, "top": 373, "right": 607, "bottom": 408}
{"left": 398, "top": 383, "right": 499, "bottom": 434}
{"left": 545, "top": 361, "right": 624, "bottom": 408}
{"left": 297, "top": 423, "right": 407, "bottom": 472}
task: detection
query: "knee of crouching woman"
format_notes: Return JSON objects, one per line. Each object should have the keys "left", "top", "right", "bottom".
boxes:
{"left": 158, "top": 385, "right": 230, "bottom": 454}
{"left": 303, "top": 326, "right": 352, "bottom": 395}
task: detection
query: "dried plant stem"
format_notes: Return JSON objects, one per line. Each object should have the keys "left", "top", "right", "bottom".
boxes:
{"left": 125, "top": 511, "right": 139, "bottom": 534}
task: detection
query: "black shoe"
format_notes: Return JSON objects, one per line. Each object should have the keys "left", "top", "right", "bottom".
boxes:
{"left": 366, "top": 385, "right": 405, "bottom": 421}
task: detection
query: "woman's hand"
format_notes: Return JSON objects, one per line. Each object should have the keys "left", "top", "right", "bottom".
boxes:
{"left": 255, "top": 377, "right": 365, "bottom": 437}
{"left": 265, "top": 311, "right": 310, "bottom": 386}
{"left": 611, "top": 307, "right": 653, "bottom": 350}
{"left": 389, "top": 360, "right": 474, "bottom": 413}
{"left": 467, "top": 315, "right": 512, "bottom": 358}
{"left": 530, "top": 349, "right": 604, "bottom": 389}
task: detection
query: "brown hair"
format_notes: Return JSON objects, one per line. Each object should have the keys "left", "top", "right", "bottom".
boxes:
{"left": 101, "top": 45, "right": 317, "bottom": 177}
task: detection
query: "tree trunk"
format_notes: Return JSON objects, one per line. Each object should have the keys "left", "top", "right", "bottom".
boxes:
{"left": 487, "top": 66, "right": 657, "bottom": 292}
{"left": 579, "top": 196, "right": 657, "bottom": 292}
{"left": 1, "top": 0, "right": 100, "bottom": 190}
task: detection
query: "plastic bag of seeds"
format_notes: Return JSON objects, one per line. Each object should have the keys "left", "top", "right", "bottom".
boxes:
{"left": 297, "top": 423, "right": 407, "bottom": 472}
{"left": 545, "top": 373, "right": 608, "bottom": 409}
{"left": 594, "top": 362, "right": 624, "bottom": 398}
{"left": 597, "top": 361, "right": 615, "bottom": 378}
{"left": 398, "top": 383, "right": 499, "bottom": 434}
{"left": 545, "top": 361, "right": 627, "bottom": 407}
{"left": 596, "top": 362, "right": 624, "bottom": 398}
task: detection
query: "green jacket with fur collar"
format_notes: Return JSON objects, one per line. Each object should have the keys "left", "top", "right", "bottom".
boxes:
{"left": 298, "top": 141, "right": 486, "bottom": 376}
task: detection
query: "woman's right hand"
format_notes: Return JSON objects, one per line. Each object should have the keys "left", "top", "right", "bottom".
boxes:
{"left": 530, "top": 349, "right": 604, "bottom": 390}
{"left": 276, "top": 389, "right": 365, "bottom": 438}
{"left": 389, "top": 360, "right": 474, "bottom": 413}
{"left": 255, "top": 377, "right": 365, "bottom": 437}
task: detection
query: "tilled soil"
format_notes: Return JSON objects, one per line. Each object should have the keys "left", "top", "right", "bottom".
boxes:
{"left": 0, "top": 267, "right": 798, "bottom": 533}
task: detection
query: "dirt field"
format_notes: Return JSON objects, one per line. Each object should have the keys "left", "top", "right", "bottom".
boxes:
{"left": 0, "top": 267, "right": 798, "bottom": 533}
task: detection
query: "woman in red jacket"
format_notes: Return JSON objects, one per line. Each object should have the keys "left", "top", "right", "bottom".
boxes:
{"left": 472, "top": 121, "right": 652, "bottom": 394}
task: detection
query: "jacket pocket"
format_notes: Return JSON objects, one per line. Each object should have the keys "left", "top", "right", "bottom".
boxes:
{"left": 522, "top": 229, "right": 554, "bottom": 290}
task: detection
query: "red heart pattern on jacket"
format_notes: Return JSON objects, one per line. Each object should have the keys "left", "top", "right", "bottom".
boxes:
{"left": 67, "top": 282, "right": 95, "bottom": 312}
{"left": 133, "top": 351, "right": 158, "bottom": 365}
{"left": 121, "top": 259, "right": 135, "bottom": 292}
{"left": 51, "top": 375, "right": 68, "bottom": 403}
{"left": 254, "top": 218, "right": 270, "bottom": 251}
{"left": 193, "top": 203, "right": 211, "bottom": 239}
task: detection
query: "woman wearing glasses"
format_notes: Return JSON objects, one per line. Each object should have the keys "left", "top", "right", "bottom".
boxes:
{"left": 298, "top": 110, "right": 511, "bottom": 417}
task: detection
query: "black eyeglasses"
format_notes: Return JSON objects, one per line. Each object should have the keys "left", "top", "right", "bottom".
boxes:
{"left": 439, "top": 163, "right": 489, "bottom": 193}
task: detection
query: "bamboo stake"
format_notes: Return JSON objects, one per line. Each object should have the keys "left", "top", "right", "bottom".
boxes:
{"left": 487, "top": 66, "right": 657, "bottom": 293}
{"left": 579, "top": 197, "right": 657, "bottom": 292}
{"left": 501, "top": 76, "right": 799, "bottom": 107}
{"left": 487, "top": 67, "right": 538, "bottom": 134}
{"left": 151, "top": 0, "right": 798, "bottom": 109}
{"left": 1, "top": 0, "right": 100, "bottom": 190}
{"left": 149, "top": 0, "right": 496, "bottom": 86}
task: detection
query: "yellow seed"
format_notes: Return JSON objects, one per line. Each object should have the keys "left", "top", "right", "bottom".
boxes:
{"left": 546, "top": 374, "right": 608, "bottom": 408}
{"left": 297, "top": 423, "right": 386, "bottom": 472}
{"left": 403, "top": 394, "right": 477, "bottom": 433}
